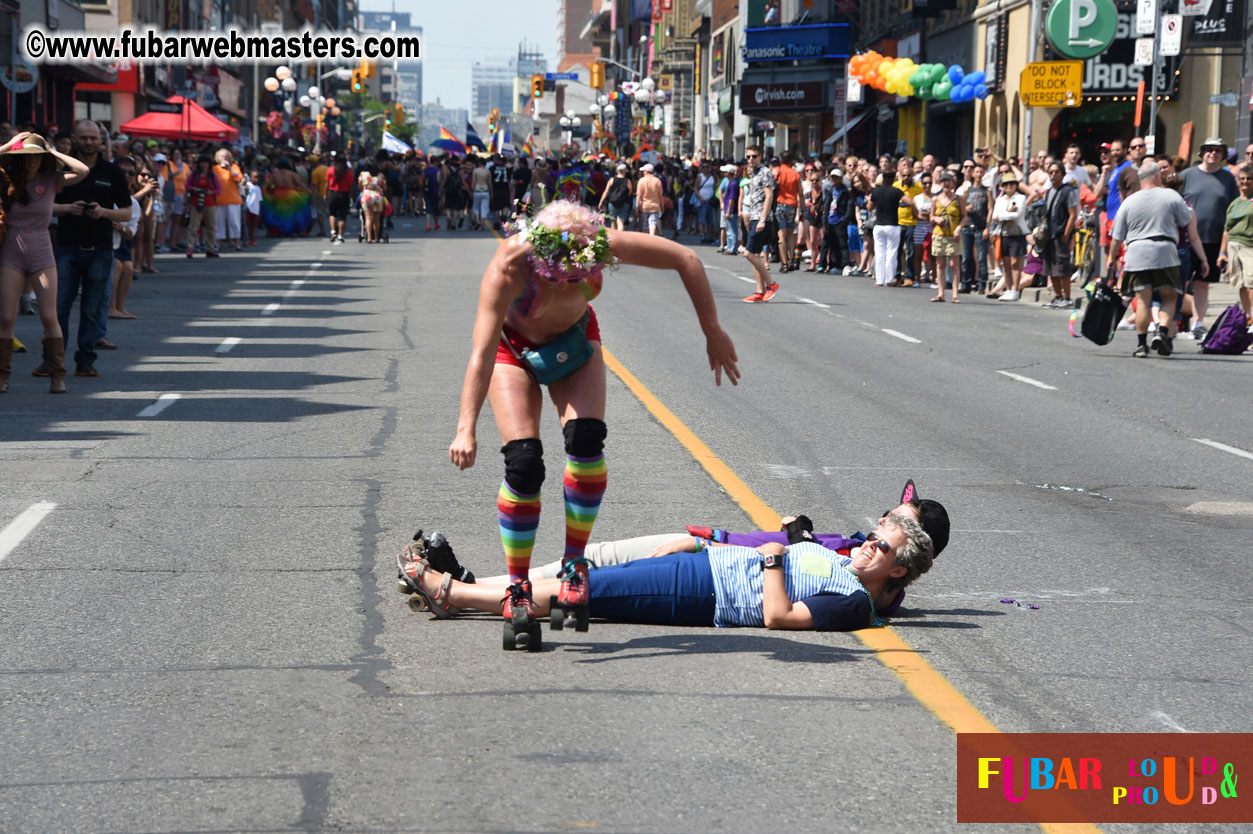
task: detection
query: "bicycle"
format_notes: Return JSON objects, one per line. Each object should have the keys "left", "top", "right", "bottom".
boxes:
{"left": 1071, "top": 208, "right": 1099, "bottom": 285}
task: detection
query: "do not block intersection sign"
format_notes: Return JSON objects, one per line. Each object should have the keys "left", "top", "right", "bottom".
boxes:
{"left": 1020, "top": 60, "right": 1084, "bottom": 108}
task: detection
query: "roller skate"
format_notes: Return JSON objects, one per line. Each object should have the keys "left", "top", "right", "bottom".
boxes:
{"left": 501, "top": 580, "right": 542, "bottom": 652}
{"left": 395, "top": 542, "right": 459, "bottom": 618}
{"left": 400, "top": 529, "right": 475, "bottom": 584}
{"left": 548, "top": 557, "right": 590, "bottom": 632}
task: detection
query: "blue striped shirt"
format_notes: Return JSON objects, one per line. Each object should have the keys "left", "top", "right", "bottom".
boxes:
{"left": 708, "top": 542, "right": 879, "bottom": 629}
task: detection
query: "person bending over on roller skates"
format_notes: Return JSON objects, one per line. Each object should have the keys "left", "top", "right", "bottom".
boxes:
{"left": 402, "top": 512, "right": 933, "bottom": 632}
{"left": 444, "top": 200, "right": 739, "bottom": 650}
{"left": 480, "top": 481, "right": 949, "bottom": 617}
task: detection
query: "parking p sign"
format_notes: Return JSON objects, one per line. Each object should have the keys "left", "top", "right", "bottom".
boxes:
{"left": 1045, "top": 0, "right": 1119, "bottom": 60}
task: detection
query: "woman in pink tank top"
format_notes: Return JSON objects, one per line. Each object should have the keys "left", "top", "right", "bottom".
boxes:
{"left": 0, "top": 132, "right": 90, "bottom": 393}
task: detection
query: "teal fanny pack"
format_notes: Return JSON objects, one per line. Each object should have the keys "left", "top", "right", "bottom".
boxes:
{"left": 509, "top": 312, "right": 594, "bottom": 385}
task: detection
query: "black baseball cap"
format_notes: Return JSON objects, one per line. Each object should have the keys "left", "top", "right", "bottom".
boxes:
{"left": 894, "top": 479, "right": 950, "bottom": 557}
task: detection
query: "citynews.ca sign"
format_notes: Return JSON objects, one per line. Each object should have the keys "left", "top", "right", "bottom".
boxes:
{"left": 741, "top": 81, "right": 825, "bottom": 111}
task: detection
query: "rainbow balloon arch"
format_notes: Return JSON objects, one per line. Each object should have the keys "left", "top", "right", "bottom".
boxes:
{"left": 849, "top": 52, "right": 990, "bottom": 104}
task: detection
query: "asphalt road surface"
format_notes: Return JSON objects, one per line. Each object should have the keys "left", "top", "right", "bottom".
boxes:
{"left": 2, "top": 220, "right": 1250, "bottom": 834}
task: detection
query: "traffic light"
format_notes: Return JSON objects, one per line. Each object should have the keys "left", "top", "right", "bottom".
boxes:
{"left": 351, "top": 69, "right": 363, "bottom": 93}
{"left": 590, "top": 62, "right": 604, "bottom": 90}
{"left": 384, "top": 111, "right": 392, "bottom": 130}
{"left": 361, "top": 59, "right": 376, "bottom": 79}
{"left": 393, "top": 103, "right": 404, "bottom": 125}
{"left": 531, "top": 74, "right": 544, "bottom": 98}
{"left": 489, "top": 108, "right": 499, "bottom": 134}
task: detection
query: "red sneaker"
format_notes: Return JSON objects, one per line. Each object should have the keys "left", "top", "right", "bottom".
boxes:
{"left": 761, "top": 282, "right": 780, "bottom": 301}
{"left": 742, "top": 291, "right": 765, "bottom": 303}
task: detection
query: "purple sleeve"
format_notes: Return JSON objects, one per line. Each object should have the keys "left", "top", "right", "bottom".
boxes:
{"left": 723, "top": 531, "right": 863, "bottom": 551}
{"left": 801, "top": 593, "right": 872, "bottom": 631}
{"left": 724, "top": 531, "right": 788, "bottom": 547}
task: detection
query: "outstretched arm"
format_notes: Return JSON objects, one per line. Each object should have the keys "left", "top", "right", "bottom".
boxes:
{"left": 449, "top": 239, "right": 529, "bottom": 469}
{"left": 49, "top": 149, "right": 90, "bottom": 188}
{"left": 606, "top": 230, "right": 740, "bottom": 386}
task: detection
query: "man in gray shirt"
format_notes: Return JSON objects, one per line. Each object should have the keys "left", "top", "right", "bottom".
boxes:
{"left": 1109, "top": 161, "right": 1199, "bottom": 358}
{"left": 1180, "top": 137, "right": 1238, "bottom": 336}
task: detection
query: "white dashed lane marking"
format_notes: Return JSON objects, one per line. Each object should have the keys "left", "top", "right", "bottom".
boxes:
{"left": 215, "top": 337, "right": 241, "bottom": 355}
{"left": 881, "top": 329, "right": 921, "bottom": 344}
{"left": 0, "top": 502, "right": 56, "bottom": 563}
{"left": 1192, "top": 438, "right": 1253, "bottom": 462}
{"left": 137, "top": 393, "right": 182, "bottom": 418}
{"left": 996, "top": 371, "right": 1056, "bottom": 390}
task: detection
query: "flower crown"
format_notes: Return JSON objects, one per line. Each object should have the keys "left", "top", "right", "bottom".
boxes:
{"left": 509, "top": 201, "right": 616, "bottom": 284}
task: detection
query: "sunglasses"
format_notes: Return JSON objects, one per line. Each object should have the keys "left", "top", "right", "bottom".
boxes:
{"left": 865, "top": 532, "right": 893, "bottom": 555}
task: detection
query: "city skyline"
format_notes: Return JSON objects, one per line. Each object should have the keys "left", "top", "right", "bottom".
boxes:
{"left": 389, "top": 0, "right": 561, "bottom": 113}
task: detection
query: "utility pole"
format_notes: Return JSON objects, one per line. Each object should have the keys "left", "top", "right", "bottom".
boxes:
{"left": 1147, "top": 5, "right": 1161, "bottom": 151}
{"left": 1023, "top": 0, "right": 1043, "bottom": 161}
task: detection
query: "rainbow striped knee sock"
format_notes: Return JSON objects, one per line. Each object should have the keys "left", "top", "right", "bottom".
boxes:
{"left": 563, "top": 454, "right": 607, "bottom": 563}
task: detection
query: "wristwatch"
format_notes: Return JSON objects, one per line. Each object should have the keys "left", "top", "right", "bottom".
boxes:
{"left": 762, "top": 552, "right": 784, "bottom": 570}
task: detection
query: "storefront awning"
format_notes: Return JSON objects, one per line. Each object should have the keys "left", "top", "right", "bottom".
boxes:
{"left": 823, "top": 110, "right": 870, "bottom": 149}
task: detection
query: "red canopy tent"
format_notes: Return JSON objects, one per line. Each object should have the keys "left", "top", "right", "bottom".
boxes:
{"left": 120, "top": 96, "right": 239, "bottom": 142}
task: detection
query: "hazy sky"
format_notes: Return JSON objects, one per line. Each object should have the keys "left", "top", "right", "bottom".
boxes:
{"left": 390, "top": 0, "right": 561, "bottom": 111}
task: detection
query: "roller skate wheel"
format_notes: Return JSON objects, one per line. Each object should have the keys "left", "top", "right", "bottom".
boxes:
{"left": 515, "top": 629, "right": 530, "bottom": 650}
{"left": 549, "top": 599, "right": 565, "bottom": 631}
{"left": 502, "top": 621, "right": 517, "bottom": 651}
{"left": 527, "top": 622, "right": 543, "bottom": 652}
{"left": 397, "top": 579, "right": 411, "bottom": 596}
{"left": 407, "top": 594, "right": 429, "bottom": 614}
{"left": 574, "top": 607, "right": 589, "bottom": 633}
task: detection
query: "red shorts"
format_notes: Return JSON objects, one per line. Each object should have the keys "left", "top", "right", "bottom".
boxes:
{"left": 495, "top": 306, "right": 601, "bottom": 370}
{"left": 1100, "top": 213, "right": 1112, "bottom": 249}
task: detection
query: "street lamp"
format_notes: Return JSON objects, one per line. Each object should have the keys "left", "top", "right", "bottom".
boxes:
{"left": 558, "top": 110, "right": 583, "bottom": 150}
{"left": 631, "top": 81, "right": 667, "bottom": 152}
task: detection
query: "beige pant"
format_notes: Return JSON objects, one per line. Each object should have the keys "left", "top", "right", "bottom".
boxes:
{"left": 530, "top": 534, "right": 681, "bottom": 578}
{"left": 187, "top": 205, "right": 217, "bottom": 247}
{"left": 1228, "top": 239, "right": 1253, "bottom": 290}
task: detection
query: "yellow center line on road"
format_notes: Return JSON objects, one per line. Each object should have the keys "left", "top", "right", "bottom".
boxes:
{"left": 489, "top": 222, "right": 1098, "bottom": 834}
{"left": 601, "top": 348, "right": 1099, "bottom": 834}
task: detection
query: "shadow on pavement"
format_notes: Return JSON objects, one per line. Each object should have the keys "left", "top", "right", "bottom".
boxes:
{"left": 888, "top": 607, "right": 1004, "bottom": 629}
{"left": 563, "top": 632, "right": 879, "bottom": 664}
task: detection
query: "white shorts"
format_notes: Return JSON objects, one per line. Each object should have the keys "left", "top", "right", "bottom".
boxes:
{"left": 216, "top": 204, "right": 242, "bottom": 240}
{"left": 644, "top": 211, "right": 661, "bottom": 230}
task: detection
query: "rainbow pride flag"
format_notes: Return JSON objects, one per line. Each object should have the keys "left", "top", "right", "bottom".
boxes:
{"left": 433, "top": 125, "right": 467, "bottom": 156}
{"left": 260, "top": 184, "right": 315, "bottom": 236}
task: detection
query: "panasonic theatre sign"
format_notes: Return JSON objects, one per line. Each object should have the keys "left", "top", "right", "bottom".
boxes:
{"left": 742, "top": 23, "right": 851, "bottom": 63}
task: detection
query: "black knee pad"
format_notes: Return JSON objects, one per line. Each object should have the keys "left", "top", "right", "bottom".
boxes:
{"left": 563, "top": 418, "right": 607, "bottom": 458}
{"left": 501, "top": 438, "right": 545, "bottom": 495}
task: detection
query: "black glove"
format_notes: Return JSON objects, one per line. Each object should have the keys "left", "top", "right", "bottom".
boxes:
{"left": 783, "top": 515, "right": 815, "bottom": 545}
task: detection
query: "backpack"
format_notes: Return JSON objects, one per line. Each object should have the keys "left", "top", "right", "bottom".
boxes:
{"left": 1080, "top": 280, "right": 1126, "bottom": 346}
{"left": 1200, "top": 305, "right": 1253, "bottom": 355}
{"left": 606, "top": 177, "right": 629, "bottom": 206}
